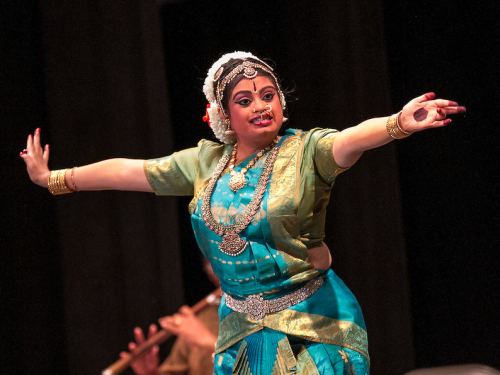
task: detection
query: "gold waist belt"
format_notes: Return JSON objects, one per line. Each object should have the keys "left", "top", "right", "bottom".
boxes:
{"left": 224, "top": 277, "right": 324, "bottom": 320}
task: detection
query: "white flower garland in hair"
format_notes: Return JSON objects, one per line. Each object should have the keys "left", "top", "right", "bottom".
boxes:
{"left": 203, "top": 51, "right": 258, "bottom": 103}
{"left": 203, "top": 51, "right": 261, "bottom": 144}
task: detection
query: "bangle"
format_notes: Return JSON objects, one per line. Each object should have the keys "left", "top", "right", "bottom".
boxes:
{"left": 396, "top": 111, "right": 412, "bottom": 135}
{"left": 47, "top": 169, "right": 73, "bottom": 195}
{"left": 70, "top": 167, "right": 79, "bottom": 192}
{"left": 386, "top": 111, "right": 412, "bottom": 139}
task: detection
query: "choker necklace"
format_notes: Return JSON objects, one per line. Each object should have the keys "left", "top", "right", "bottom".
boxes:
{"left": 228, "top": 137, "right": 278, "bottom": 192}
{"left": 201, "top": 143, "right": 281, "bottom": 256}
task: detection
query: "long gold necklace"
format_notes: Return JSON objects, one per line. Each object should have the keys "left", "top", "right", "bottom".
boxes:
{"left": 201, "top": 143, "right": 281, "bottom": 256}
{"left": 227, "top": 138, "right": 278, "bottom": 192}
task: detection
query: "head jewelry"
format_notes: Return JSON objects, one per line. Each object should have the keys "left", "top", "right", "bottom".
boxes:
{"left": 203, "top": 51, "right": 286, "bottom": 144}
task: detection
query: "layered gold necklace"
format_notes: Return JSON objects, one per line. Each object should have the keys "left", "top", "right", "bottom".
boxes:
{"left": 227, "top": 137, "right": 278, "bottom": 192}
{"left": 201, "top": 139, "right": 280, "bottom": 256}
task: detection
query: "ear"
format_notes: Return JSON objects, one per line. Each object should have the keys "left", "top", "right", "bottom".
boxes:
{"left": 217, "top": 107, "right": 228, "bottom": 120}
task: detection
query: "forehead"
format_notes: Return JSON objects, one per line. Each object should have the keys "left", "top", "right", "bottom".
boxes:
{"left": 231, "top": 75, "right": 276, "bottom": 94}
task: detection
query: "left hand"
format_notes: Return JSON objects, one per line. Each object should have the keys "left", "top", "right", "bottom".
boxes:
{"left": 159, "top": 306, "right": 217, "bottom": 353}
{"left": 399, "top": 92, "right": 466, "bottom": 133}
{"left": 119, "top": 325, "right": 161, "bottom": 375}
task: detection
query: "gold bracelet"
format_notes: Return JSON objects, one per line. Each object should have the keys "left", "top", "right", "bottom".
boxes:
{"left": 47, "top": 169, "right": 73, "bottom": 195}
{"left": 386, "top": 111, "right": 411, "bottom": 139}
{"left": 70, "top": 167, "right": 79, "bottom": 192}
{"left": 396, "top": 111, "right": 412, "bottom": 136}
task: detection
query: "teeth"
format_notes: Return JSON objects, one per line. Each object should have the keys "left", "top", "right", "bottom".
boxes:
{"left": 252, "top": 118, "right": 271, "bottom": 123}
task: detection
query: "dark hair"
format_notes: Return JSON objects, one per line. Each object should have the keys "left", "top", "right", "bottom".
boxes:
{"left": 214, "top": 58, "right": 280, "bottom": 113}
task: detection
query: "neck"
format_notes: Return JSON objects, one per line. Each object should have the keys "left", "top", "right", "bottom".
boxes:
{"left": 234, "top": 135, "right": 279, "bottom": 161}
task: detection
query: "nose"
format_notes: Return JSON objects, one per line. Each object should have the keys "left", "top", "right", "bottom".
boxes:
{"left": 253, "top": 98, "right": 268, "bottom": 113}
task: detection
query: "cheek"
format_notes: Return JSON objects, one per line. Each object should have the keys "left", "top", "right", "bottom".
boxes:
{"left": 273, "top": 100, "right": 283, "bottom": 119}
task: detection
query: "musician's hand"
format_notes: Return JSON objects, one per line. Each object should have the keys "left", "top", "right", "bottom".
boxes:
{"left": 120, "top": 324, "right": 161, "bottom": 375}
{"left": 159, "top": 306, "right": 217, "bottom": 353}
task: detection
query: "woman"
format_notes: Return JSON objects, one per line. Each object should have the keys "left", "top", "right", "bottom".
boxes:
{"left": 21, "top": 51, "right": 465, "bottom": 374}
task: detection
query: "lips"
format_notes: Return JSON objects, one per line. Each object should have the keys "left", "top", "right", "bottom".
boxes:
{"left": 250, "top": 114, "right": 273, "bottom": 125}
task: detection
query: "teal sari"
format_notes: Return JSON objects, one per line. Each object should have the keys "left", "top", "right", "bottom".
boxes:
{"left": 145, "top": 129, "right": 370, "bottom": 374}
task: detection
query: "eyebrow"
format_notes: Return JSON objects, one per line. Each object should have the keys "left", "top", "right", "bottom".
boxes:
{"left": 232, "top": 85, "right": 277, "bottom": 100}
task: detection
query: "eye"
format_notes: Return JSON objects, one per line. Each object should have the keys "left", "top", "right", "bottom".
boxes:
{"left": 236, "top": 98, "right": 251, "bottom": 106}
{"left": 263, "top": 92, "right": 275, "bottom": 101}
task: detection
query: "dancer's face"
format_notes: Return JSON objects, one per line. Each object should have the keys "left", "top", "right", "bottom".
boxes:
{"left": 226, "top": 75, "right": 283, "bottom": 148}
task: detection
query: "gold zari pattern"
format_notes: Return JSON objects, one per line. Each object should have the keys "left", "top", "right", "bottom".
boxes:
{"left": 215, "top": 310, "right": 369, "bottom": 362}
{"left": 231, "top": 337, "right": 322, "bottom": 375}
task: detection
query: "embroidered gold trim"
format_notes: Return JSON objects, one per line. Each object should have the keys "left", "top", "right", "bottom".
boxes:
{"left": 271, "top": 338, "right": 297, "bottom": 375}
{"left": 215, "top": 310, "right": 369, "bottom": 362}
{"left": 295, "top": 345, "right": 320, "bottom": 375}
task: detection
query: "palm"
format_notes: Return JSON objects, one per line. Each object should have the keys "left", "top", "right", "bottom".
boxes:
{"left": 400, "top": 92, "right": 465, "bottom": 133}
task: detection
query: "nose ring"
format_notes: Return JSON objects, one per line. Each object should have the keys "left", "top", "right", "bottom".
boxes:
{"left": 253, "top": 108, "right": 256, "bottom": 113}
{"left": 265, "top": 104, "right": 272, "bottom": 112}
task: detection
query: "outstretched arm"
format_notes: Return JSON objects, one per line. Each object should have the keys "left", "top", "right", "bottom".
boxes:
{"left": 20, "top": 128, "right": 153, "bottom": 193}
{"left": 332, "top": 93, "right": 466, "bottom": 168}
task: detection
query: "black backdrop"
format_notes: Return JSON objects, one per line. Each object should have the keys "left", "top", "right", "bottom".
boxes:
{"left": 1, "top": 1, "right": 498, "bottom": 374}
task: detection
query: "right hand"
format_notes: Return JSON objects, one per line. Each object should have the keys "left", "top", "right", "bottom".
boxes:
{"left": 20, "top": 128, "right": 50, "bottom": 187}
{"left": 120, "top": 324, "right": 161, "bottom": 375}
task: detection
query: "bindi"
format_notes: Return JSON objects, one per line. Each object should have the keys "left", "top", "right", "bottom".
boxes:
{"left": 413, "top": 108, "right": 428, "bottom": 122}
{"left": 252, "top": 80, "right": 257, "bottom": 93}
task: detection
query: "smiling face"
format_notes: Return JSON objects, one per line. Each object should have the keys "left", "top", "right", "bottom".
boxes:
{"left": 226, "top": 75, "right": 283, "bottom": 150}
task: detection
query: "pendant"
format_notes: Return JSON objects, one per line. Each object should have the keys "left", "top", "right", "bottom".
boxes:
{"left": 219, "top": 230, "right": 248, "bottom": 256}
{"left": 229, "top": 172, "right": 247, "bottom": 192}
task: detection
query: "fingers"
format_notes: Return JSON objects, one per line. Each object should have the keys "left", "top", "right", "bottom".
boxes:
{"left": 440, "top": 105, "right": 466, "bottom": 114}
{"left": 433, "top": 119, "right": 452, "bottom": 128}
{"left": 147, "top": 324, "right": 158, "bottom": 338}
{"left": 434, "top": 99, "right": 460, "bottom": 108}
{"left": 33, "top": 128, "right": 41, "bottom": 149}
{"left": 416, "top": 92, "right": 436, "bottom": 103}
{"left": 179, "top": 305, "right": 194, "bottom": 317}
{"left": 22, "top": 129, "right": 44, "bottom": 158}
{"left": 415, "top": 94, "right": 466, "bottom": 114}
{"left": 158, "top": 316, "right": 180, "bottom": 334}
{"left": 134, "top": 327, "right": 146, "bottom": 344}
{"left": 26, "top": 133, "right": 33, "bottom": 154}
{"left": 128, "top": 342, "right": 137, "bottom": 352}
{"left": 43, "top": 144, "right": 50, "bottom": 162}
{"left": 119, "top": 351, "right": 130, "bottom": 359}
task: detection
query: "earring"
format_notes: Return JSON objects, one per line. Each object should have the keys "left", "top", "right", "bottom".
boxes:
{"left": 282, "top": 116, "right": 288, "bottom": 123}
{"left": 224, "top": 119, "right": 235, "bottom": 135}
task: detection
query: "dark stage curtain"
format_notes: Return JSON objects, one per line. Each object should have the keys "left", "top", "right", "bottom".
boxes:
{"left": 39, "top": 1, "right": 186, "bottom": 373}
{"left": 2, "top": 1, "right": 184, "bottom": 374}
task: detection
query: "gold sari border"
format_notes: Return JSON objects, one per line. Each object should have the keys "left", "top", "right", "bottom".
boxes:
{"left": 215, "top": 313, "right": 263, "bottom": 354}
{"left": 215, "top": 310, "right": 369, "bottom": 362}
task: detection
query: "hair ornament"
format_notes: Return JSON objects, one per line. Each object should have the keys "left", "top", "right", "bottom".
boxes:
{"left": 202, "top": 104, "right": 211, "bottom": 127}
{"left": 242, "top": 62, "right": 258, "bottom": 79}
{"left": 213, "top": 67, "right": 224, "bottom": 82}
